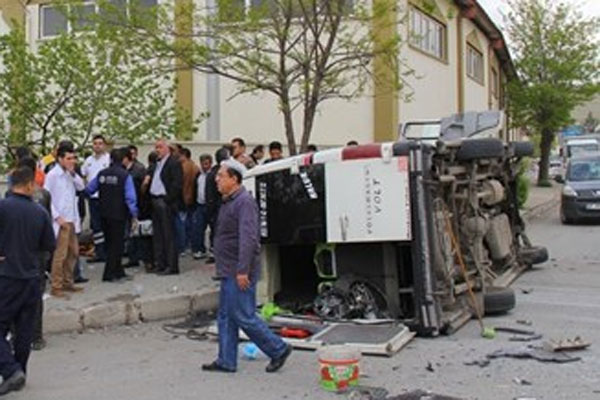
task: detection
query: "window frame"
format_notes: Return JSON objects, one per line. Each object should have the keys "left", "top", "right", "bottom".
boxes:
{"left": 466, "top": 44, "right": 484, "bottom": 85}
{"left": 218, "top": 0, "right": 355, "bottom": 23}
{"left": 408, "top": 5, "right": 447, "bottom": 63}
{"left": 39, "top": 0, "right": 157, "bottom": 39}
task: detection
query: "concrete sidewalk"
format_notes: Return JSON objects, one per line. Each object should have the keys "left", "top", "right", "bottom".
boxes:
{"left": 521, "top": 179, "right": 562, "bottom": 221}
{"left": 43, "top": 255, "right": 219, "bottom": 335}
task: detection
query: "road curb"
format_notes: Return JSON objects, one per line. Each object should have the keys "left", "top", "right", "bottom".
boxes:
{"left": 523, "top": 195, "right": 560, "bottom": 222}
{"left": 44, "top": 288, "right": 219, "bottom": 335}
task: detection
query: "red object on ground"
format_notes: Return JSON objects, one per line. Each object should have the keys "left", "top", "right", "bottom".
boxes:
{"left": 280, "top": 327, "right": 311, "bottom": 338}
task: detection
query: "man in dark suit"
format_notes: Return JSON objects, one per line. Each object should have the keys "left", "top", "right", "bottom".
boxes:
{"left": 148, "top": 139, "right": 183, "bottom": 275}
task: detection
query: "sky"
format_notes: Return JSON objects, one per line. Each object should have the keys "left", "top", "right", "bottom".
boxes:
{"left": 477, "top": 0, "right": 600, "bottom": 31}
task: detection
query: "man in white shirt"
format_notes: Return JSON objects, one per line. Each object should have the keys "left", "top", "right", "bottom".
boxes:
{"left": 44, "top": 144, "right": 86, "bottom": 298}
{"left": 192, "top": 154, "right": 213, "bottom": 259}
{"left": 81, "top": 135, "right": 110, "bottom": 263}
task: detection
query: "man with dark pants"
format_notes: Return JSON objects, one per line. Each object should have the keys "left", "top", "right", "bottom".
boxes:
{"left": 205, "top": 147, "right": 230, "bottom": 261}
{"left": 202, "top": 159, "right": 291, "bottom": 374}
{"left": 149, "top": 139, "right": 183, "bottom": 275}
{"left": 0, "top": 167, "right": 56, "bottom": 395}
{"left": 124, "top": 147, "right": 146, "bottom": 268}
{"left": 86, "top": 148, "right": 139, "bottom": 282}
{"left": 82, "top": 135, "right": 110, "bottom": 262}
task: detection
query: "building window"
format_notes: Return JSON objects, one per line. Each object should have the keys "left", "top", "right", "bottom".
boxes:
{"left": 409, "top": 6, "right": 446, "bottom": 61}
{"left": 40, "top": 0, "right": 157, "bottom": 38}
{"left": 490, "top": 67, "right": 499, "bottom": 98}
{"left": 466, "top": 45, "right": 484, "bottom": 85}
{"left": 41, "top": 6, "right": 68, "bottom": 37}
{"left": 219, "top": 0, "right": 354, "bottom": 22}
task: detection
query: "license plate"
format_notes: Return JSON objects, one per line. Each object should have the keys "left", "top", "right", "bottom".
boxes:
{"left": 586, "top": 203, "right": 600, "bottom": 210}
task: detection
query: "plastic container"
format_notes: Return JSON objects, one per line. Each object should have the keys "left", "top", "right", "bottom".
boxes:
{"left": 241, "top": 342, "right": 264, "bottom": 360}
{"left": 317, "top": 345, "right": 361, "bottom": 392}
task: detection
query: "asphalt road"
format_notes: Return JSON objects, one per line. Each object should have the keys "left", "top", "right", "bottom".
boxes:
{"left": 6, "top": 206, "right": 600, "bottom": 400}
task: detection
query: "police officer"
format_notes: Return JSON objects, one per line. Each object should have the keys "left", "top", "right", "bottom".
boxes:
{"left": 0, "top": 167, "right": 56, "bottom": 395}
{"left": 86, "top": 148, "right": 138, "bottom": 282}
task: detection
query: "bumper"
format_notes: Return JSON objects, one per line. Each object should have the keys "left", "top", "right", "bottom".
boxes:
{"left": 561, "top": 196, "right": 600, "bottom": 220}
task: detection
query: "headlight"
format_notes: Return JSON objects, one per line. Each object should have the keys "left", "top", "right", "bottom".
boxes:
{"left": 562, "top": 185, "right": 578, "bottom": 197}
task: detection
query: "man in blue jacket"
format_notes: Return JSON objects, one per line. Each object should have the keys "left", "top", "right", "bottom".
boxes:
{"left": 86, "top": 148, "right": 138, "bottom": 282}
{"left": 0, "top": 167, "right": 56, "bottom": 396}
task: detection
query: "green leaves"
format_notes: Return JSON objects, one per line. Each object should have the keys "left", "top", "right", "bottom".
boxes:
{"left": 505, "top": 0, "right": 600, "bottom": 184}
{"left": 0, "top": 19, "right": 183, "bottom": 169}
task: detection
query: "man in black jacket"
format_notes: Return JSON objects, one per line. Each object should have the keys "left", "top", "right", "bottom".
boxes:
{"left": 0, "top": 167, "right": 56, "bottom": 396}
{"left": 86, "top": 148, "right": 139, "bottom": 282}
{"left": 148, "top": 139, "right": 183, "bottom": 275}
{"left": 205, "top": 147, "right": 230, "bottom": 260}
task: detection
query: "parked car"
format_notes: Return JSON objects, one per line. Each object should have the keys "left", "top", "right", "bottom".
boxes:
{"left": 244, "top": 111, "right": 548, "bottom": 336}
{"left": 560, "top": 155, "right": 600, "bottom": 224}
{"left": 549, "top": 156, "right": 564, "bottom": 182}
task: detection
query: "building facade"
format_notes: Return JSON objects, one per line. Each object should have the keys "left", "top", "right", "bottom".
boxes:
{"left": 1, "top": 0, "right": 516, "bottom": 148}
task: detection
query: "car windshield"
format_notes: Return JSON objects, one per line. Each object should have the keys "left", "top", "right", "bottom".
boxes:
{"left": 567, "top": 160, "right": 600, "bottom": 182}
{"left": 404, "top": 123, "right": 441, "bottom": 140}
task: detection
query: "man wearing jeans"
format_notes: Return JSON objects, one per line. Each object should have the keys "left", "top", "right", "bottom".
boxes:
{"left": 202, "top": 159, "right": 291, "bottom": 374}
{"left": 192, "top": 154, "right": 212, "bottom": 259}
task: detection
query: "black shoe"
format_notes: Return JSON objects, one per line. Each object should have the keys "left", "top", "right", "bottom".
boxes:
{"left": 74, "top": 277, "right": 89, "bottom": 284}
{"left": 158, "top": 269, "right": 179, "bottom": 276}
{"left": 0, "top": 369, "right": 26, "bottom": 395}
{"left": 266, "top": 345, "right": 292, "bottom": 373}
{"left": 201, "top": 361, "right": 235, "bottom": 373}
{"left": 31, "top": 338, "right": 47, "bottom": 351}
{"left": 126, "top": 261, "right": 140, "bottom": 268}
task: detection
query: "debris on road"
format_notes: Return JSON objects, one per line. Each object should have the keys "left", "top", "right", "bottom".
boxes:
{"left": 516, "top": 320, "right": 533, "bottom": 326}
{"left": 465, "top": 344, "right": 582, "bottom": 367}
{"left": 544, "top": 336, "right": 591, "bottom": 352}
{"left": 513, "top": 377, "right": 533, "bottom": 386}
{"left": 486, "top": 346, "right": 582, "bottom": 363}
{"left": 343, "top": 386, "right": 389, "bottom": 400}
{"left": 509, "top": 334, "right": 543, "bottom": 342}
{"left": 494, "top": 326, "right": 537, "bottom": 336}
{"left": 425, "top": 362, "right": 435, "bottom": 372}
{"left": 386, "top": 390, "right": 465, "bottom": 400}
{"left": 520, "top": 288, "right": 534, "bottom": 294}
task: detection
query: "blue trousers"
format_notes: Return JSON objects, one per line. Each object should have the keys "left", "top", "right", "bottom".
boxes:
{"left": 217, "top": 278, "right": 287, "bottom": 370}
{"left": 191, "top": 204, "right": 208, "bottom": 254}
{"left": 0, "top": 277, "right": 40, "bottom": 379}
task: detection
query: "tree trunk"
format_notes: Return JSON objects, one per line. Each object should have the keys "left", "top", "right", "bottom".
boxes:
{"left": 537, "top": 128, "right": 554, "bottom": 186}
{"left": 281, "top": 98, "right": 297, "bottom": 155}
{"left": 301, "top": 103, "right": 316, "bottom": 153}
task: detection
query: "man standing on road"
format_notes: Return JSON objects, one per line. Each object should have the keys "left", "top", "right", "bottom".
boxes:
{"left": 44, "top": 144, "right": 86, "bottom": 298}
{"left": 148, "top": 139, "right": 183, "bottom": 275}
{"left": 0, "top": 167, "right": 56, "bottom": 396}
{"left": 124, "top": 147, "right": 146, "bottom": 268}
{"left": 82, "top": 135, "right": 110, "bottom": 263}
{"left": 202, "top": 159, "right": 292, "bottom": 374}
{"left": 86, "top": 148, "right": 139, "bottom": 282}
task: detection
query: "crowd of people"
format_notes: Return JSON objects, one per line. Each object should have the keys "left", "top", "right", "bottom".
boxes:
{"left": 0, "top": 135, "right": 310, "bottom": 395}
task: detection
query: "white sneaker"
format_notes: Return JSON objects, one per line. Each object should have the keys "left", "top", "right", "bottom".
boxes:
{"left": 193, "top": 251, "right": 205, "bottom": 260}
